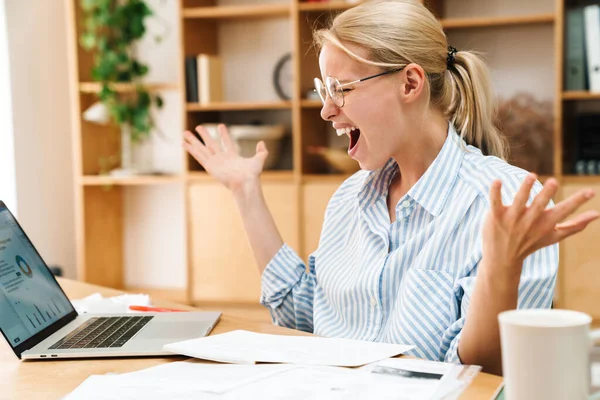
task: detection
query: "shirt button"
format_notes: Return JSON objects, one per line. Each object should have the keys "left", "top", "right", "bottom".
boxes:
{"left": 402, "top": 200, "right": 410, "bottom": 208}
{"left": 370, "top": 296, "right": 377, "bottom": 307}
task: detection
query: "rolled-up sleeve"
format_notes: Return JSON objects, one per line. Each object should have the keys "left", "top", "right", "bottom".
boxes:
{"left": 441, "top": 242, "right": 559, "bottom": 363}
{"left": 260, "top": 243, "right": 316, "bottom": 333}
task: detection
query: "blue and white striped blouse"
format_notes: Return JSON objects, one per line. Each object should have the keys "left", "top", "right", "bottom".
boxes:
{"left": 260, "top": 123, "right": 558, "bottom": 363}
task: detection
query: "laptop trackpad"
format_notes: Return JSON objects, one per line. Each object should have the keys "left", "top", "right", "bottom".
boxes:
{"left": 136, "top": 322, "right": 209, "bottom": 340}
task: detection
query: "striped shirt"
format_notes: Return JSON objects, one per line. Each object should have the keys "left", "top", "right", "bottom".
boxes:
{"left": 260, "top": 123, "right": 558, "bottom": 363}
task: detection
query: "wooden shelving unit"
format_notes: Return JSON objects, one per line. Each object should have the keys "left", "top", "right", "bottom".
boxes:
{"left": 78, "top": 82, "right": 178, "bottom": 93}
{"left": 562, "top": 91, "right": 600, "bottom": 101}
{"left": 440, "top": 13, "right": 555, "bottom": 29}
{"left": 186, "top": 101, "right": 292, "bottom": 111}
{"left": 298, "top": 1, "right": 364, "bottom": 12}
{"left": 79, "top": 175, "right": 183, "bottom": 186}
{"left": 182, "top": 4, "right": 290, "bottom": 19}
{"left": 66, "top": 0, "right": 600, "bottom": 316}
{"left": 187, "top": 170, "right": 294, "bottom": 182}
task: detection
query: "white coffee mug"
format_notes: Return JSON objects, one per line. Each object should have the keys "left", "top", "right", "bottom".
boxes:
{"left": 499, "top": 309, "right": 600, "bottom": 400}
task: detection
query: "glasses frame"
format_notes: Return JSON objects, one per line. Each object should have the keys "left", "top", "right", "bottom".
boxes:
{"left": 314, "top": 67, "right": 405, "bottom": 107}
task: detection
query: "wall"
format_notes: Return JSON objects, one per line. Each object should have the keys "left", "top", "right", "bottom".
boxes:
{"left": 0, "top": 0, "right": 17, "bottom": 211}
{"left": 5, "top": 0, "right": 76, "bottom": 278}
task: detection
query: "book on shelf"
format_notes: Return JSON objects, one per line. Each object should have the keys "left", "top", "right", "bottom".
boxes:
{"left": 563, "top": 5, "right": 600, "bottom": 93}
{"left": 197, "top": 54, "right": 223, "bottom": 104}
{"left": 184, "top": 54, "right": 224, "bottom": 104}
{"left": 584, "top": 5, "right": 600, "bottom": 92}
{"left": 565, "top": 6, "right": 587, "bottom": 91}
{"left": 185, "top": 56, "right": 198, "bottom": 103}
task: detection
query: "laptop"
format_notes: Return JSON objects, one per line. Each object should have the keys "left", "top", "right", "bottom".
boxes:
{"left": 0, "top": 200, "right": 221, "bottom": 360}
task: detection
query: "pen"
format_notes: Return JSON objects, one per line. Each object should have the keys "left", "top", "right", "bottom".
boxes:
{"left": 129, "top": 305, "right": 187, "bottom": 312}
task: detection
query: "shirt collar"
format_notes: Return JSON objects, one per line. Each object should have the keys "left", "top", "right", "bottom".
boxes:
{"left": 407, "top": 123, "right": 465, "bottom": 217}
{"left": 357, "top": 123, "right": 465, "bottom": 217}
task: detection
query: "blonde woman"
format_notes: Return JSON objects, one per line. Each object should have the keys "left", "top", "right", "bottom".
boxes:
{"left": 183, "top": 0, "right": 599, "bottom": 374}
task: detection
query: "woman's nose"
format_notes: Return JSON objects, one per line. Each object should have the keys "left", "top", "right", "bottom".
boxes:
{"left": 320, "top": 97, "right": 340, "bottom": 121}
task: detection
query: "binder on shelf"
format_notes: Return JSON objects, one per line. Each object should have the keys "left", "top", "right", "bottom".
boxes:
{"left": 565, "top": 6, "right": 587, "bottom": 91}
{"left": 584, "top": 5, "right": 600, "bottom": 92}
{"left": 185, "top": 56, "right": 198, "bottom": 103}
{"left": 197, "top": 54, "right": 224, "bottom": 104}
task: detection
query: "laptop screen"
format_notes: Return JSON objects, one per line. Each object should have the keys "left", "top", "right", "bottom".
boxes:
{"left": 0, "top": 202, "right": 74, "bottom": 349}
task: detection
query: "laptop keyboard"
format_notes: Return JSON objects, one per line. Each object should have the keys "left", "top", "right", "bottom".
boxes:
{"left": 49, "top": 316, "right": 154, "bottom": 349}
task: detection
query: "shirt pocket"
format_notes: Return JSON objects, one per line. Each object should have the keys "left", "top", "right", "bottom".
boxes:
{"left": 401, "top": 268, "right": 455, "bottom": 341}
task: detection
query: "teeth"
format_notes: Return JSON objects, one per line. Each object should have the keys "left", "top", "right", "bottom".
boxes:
{"left": 335, "top": 126, "right": 357, "bottom": 136}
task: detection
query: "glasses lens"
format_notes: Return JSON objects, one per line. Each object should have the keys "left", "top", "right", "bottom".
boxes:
{"left": 326, "top": 77, "right": 344, "bottom": 107}
{"left": 314, "top": 78, "right": 327, "bottom": 105}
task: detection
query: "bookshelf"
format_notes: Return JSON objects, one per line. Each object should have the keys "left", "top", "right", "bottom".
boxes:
{"left": 66, "top": 0, "right": 600, "bottom": 318}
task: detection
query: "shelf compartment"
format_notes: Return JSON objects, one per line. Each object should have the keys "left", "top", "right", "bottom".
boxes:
{"left": 562, "top": 91, "right": 600, "bottom": 101}
{"left": 187, "top": 170, "right": 294, "bottom": 182}
{"left": 441, "top": 13, "right": 555, "bottom": 29}
{"left": 182, "top": 4, "right": 290, "bottom": 19}
{"left": 79, "top": 82, "right": 179, "bottom": 93}
{"left": 80, "top": 175, "right": 183, "bottom": 186}
{"left": 186, "top": 101, "right": 292, "bottom": 112}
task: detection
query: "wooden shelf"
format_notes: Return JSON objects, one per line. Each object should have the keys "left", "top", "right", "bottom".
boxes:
{"left": 186, "top": 101, "right": 292, "bottom": 112}
{"left": 79, "top": 175, "right": 183, "bottom": 186}
{"left": 561, "top": 175, "right": 600, "bottom": 184}
{"left": 298, "top": 1, "right": 364, "bottom": 12}
{"left": 79, "top": 82, "right": 178, "bottom": 93}
{"left": 302, "top": 174, "right": 352, "bottom": 183}
{"left": 441, "top": 13, "right": 555, "bottom": 29}
{"left": 562, "top": 91, "right": 600, "bottom": 101}
{"left": 301, "top": 99, "right": 322, "bottom": 108}
{"left": 182, "top": 4, "right": 290, "bottom": 19}
{"left": 187, "top": 170, "right": 294, "bottom": 182}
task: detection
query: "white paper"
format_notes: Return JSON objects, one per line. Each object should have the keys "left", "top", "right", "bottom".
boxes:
{"left": 163, "top": 329, "right": 414, "bottom": 367}
{"left": 63, "top": 362, "right": 298, "bottom": 400}
{"left": 64, "top": 363, "right": 443, "bottom": 400}
{"left": 117, "top": 361, "right": 298, "bottom": 393}
{"left": 71, "top": 292, "right": 150, "bottom": 314}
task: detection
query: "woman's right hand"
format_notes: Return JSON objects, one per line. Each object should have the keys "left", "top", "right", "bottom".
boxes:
{"left": 183, "top": 124, "right": 269, "bottom": 193}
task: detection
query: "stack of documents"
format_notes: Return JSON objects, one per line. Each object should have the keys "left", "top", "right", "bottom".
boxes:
{"left": 65, "top": 330, "right": 481, "bottom": 400}
{"left": 65, "top": 358, "right": 479, "bottom": 400}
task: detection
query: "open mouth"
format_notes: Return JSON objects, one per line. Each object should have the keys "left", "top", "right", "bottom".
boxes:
{"left": 349, "top": 129, "right": 361, "bottom": 151}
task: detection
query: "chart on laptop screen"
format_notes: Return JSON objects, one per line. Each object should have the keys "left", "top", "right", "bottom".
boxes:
{"left": 0, "top": 206, "right": 72, "bottom": 347}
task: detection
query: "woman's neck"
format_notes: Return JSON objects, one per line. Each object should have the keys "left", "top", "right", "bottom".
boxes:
{"left": 390, "top": 111, "right": 449, "bottom": 195}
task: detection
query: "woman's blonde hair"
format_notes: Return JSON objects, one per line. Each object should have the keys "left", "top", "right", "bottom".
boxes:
{"left": 313, "top": 0, "right": 508, "bottom": 159}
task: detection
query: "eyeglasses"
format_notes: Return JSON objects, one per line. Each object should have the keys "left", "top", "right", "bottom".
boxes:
{"left": 313, "top": 67, "right": 404, "bottom": 108}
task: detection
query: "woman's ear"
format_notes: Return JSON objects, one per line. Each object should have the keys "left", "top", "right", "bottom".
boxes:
{"left": 400, "top": 63, "right": 426, "bottom": 103}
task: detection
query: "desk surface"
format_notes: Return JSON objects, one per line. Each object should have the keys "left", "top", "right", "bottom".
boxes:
{"left": 0, "top": 278, "right": 503, "bottom": 399}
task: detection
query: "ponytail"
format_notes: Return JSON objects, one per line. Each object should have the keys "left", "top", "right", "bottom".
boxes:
{"left": 446, "top": 51, "right": 508, "bottom": 159}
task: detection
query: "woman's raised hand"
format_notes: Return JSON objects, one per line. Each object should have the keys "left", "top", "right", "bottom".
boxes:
{"left": 183, "top": 124, "right": 268, "bottom": 193}
{"left": 482, "top": 174, "right": 600, "bottom": 278}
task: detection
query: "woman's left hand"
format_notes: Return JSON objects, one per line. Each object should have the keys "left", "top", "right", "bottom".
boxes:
{"left": 482, "top": 174, "right": 600, "bottom": 280}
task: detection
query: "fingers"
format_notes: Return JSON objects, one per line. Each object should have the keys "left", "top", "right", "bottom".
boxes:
{"left": 552, "top": 189, "right": 596, "bottom": 226}
{"left": 550, "top": 210, "right": 600, "bottom": 243}
{"left": 195, "top": 125, "right": 220, "bottom": 154}
{"left": 183, "top": 130, "right": 210, "bottom": 162}
{"left": 489, "top": 180, "right": 503, "bottom": 219}
{"left": 253, "top": 140, "right": 269, "bottom": 163}
{"left": 529, "top": 178, "right": 558, "bottom": 215}
{"left": 510, "top": 174, "right": 537, "bottom": 216}
{"left": 218, "top": 124, "right": 237, "bottom": 153}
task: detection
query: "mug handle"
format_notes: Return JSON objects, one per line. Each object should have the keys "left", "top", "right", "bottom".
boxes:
{"left": 591, "top": 329, "right": 600, "bottom": 346}
{"left": 590, "top": 330, "right": 600, "bottom": 400}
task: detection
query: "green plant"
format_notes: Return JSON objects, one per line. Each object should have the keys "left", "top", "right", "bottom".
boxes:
{"left": 80, "top": 0, "right": 163, "bottom": 142}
